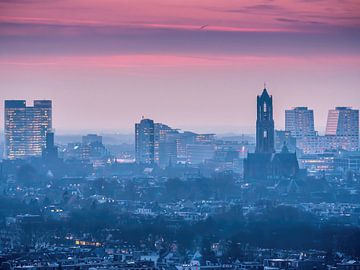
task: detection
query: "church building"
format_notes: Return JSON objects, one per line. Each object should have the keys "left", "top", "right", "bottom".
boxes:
{"left": 243, "top": 88, "right": 299, "bottom": 183}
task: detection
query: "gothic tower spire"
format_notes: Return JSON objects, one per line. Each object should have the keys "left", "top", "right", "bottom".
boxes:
{"left": 255, "top": 87, "right": 275, "bottom": 153}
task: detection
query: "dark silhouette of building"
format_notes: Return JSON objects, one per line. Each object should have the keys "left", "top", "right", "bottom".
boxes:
{"left": 244, "top": 87, "right": 299, "bottom": 183}
{"left": 275, "top": 130, "right": 296, "bottom": 153}
{"left": 42, "top": 131, "right": 58, "bottom": 161}
{"left": 271, "top": 144, "right": 299, "bottom": 180}
{"left": 256, "top": 89, "right": 275, "bottom": 153}
{"left": 82, "top": 134, "right": 103, "bottom": 145}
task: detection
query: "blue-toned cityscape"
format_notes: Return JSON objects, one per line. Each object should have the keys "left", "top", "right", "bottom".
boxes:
{"left": 1, "top": 87, "right": 360, "bottom": 269}
{"left": 2, "top": 0, "right": 360, "bottom": 268}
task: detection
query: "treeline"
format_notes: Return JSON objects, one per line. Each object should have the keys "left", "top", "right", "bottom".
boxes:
{"left": 5, "top": 203, "right": 358, "bottom": 259}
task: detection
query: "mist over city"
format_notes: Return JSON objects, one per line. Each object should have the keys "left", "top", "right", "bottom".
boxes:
{"left": 1, "top": 1, "right": 360, "bottom": 270}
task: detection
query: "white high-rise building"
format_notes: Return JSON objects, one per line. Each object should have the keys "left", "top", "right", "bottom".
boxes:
{"left": 325, "top": 107, "right": 359, "bottom": 151}
{"left": 285, "top": 107, "right": 316, "bottom": 138}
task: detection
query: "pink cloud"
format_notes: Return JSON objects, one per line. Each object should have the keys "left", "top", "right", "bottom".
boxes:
{"left": 1, "top": 0, "right": 360, "bottom": 37}
{"left": 2, "top": 54, "right": 360, "bottom": 72}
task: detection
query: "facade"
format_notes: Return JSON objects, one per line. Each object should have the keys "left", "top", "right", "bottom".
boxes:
{"left": 176, "top": 132, "right": 197, "bottom": 162}
{"left": 186, "top": 144, "right": 215, "bottom": 164}
{"left": 298, "top": 153, "right": 340, "bottom": 177}
{"left": 325, "top": 107, "right": 359, "bottom": 151}
{"left": 82, "top": 134, "right": 109, "bottom": 167}
{"left": 62, "top": 133, "right": 110, "bottom": 167}
{"left": 285, "top": 107, "right": 316, "bottom": 138}
{"left": 176, "top": 132, "right": 215, "bottom": 163}
{"left": 4, "top": 100, "right": 52, "bottom": 159}
{"left": 298, "top": 150, "right": 360, "bottom": 177}
{"left": 154, "top": 123, "right": 179, "bottom": 167}
{"left": 207, "top": 144, "right": 242, "bottom": 173}
{"left": 299, "top": 135, "right": 359, "bottom": 154}
{"left": 294, "top": 107, "right": 359, "bottom": 154}
{"left": 135, "top": 118, "right": 155, "bottom": 165}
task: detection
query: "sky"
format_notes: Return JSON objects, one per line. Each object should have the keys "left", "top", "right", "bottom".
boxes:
{"left": 1, "top": 0, "right": 360, "bottom": 134}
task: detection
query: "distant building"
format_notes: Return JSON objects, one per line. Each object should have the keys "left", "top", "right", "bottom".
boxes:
{"left": 4, "top": 100, "right": 52, "bottom": 159}
{"left": 42, "top": 131, "right": 58, "bottom": 161}
{"left": 291, "top": 107, "right": 359, "bottom": 154}
{"left": 285, "top": 107, "right": 316, "bottom": 154}
{"left": 176, "top": 132, "right": 198, "bottom": 162}
{"left": 63, "top": 133, "right": 110, "bottom": 167}
{"left": 186, "top": 144, "right": 215, "bottom": 164}
{"left": 275, "top": 130, "right": 296, "bottom": 153}
{"left": 298, "top": 152, "right": 340, "bottom": 177}
{"left": 82, "top": 134, "right": 110, "bottom": 167}
{"left": 285, "top": 107, "right": 316, "bottom": 138}
{"left": 134, "top": 118, "right": 217, "bottom": 167}
{"left": 244, "top": 88, "right": 299, "bottom": 182}
{"left": 325, "top": 107, "right": 359, "bottom": 151}
{"left": 82, "top": 134, "right": 102, "bottom": 145}
{"left": 154, "top": 123, "right": 178, "bottom": 167}
{"left": 299, "top": 150, "right": 360, "bottom": 178}
{"left": 136, "top": 121, "right": 179, "bottom": 167}
{"left": 207, "top": 144, "right": 242, "bottom": 173}
{"left": 135, "top": 118, "right": 155, "bottom": 164}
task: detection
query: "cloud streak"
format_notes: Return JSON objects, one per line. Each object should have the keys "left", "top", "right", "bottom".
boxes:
{"left": 0, "top": 0, "right": 359, "bottom": 131}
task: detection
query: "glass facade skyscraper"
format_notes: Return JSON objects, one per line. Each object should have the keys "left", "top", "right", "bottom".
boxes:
{"left": 4, "top": 100, "right": 52, "bottom": 159}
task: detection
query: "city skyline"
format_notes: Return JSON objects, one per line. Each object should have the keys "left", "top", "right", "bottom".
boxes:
{"left": 4, "top": 87, "right": 359, "bottom": 161}
{"left": 2, "top": 1, "right": 360, "bottom": 264}
{"left": 1, "top": 0, "right": 360, "bottom": 133}
{"left": 1, "top": 97, "right": 358, "bottom": 135}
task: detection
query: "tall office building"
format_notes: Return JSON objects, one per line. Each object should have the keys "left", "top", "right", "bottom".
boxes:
{"left": 285, "top": 107, "right": 316, "bottom": 138}
{"left": 135, "top": 118, "right": 155, "bottom": 164}
{"left": 256, "top": 88, "right": 275, "bottom": 153}
{"left": 326, "top": 107, "right": 359, "bottom": 136}
{"left": 5, "top": 100, "right": 52, "bottom": 159}
{"left": 154, "top": 123, "right": 180, "bottom": 167}
{"left": 325, "top": 107, "right": 359, "bottom": 151}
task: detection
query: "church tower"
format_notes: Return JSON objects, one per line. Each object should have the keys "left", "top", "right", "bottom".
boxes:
{"left": 256, "top": 88, "right": 275, "bottom": 153}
